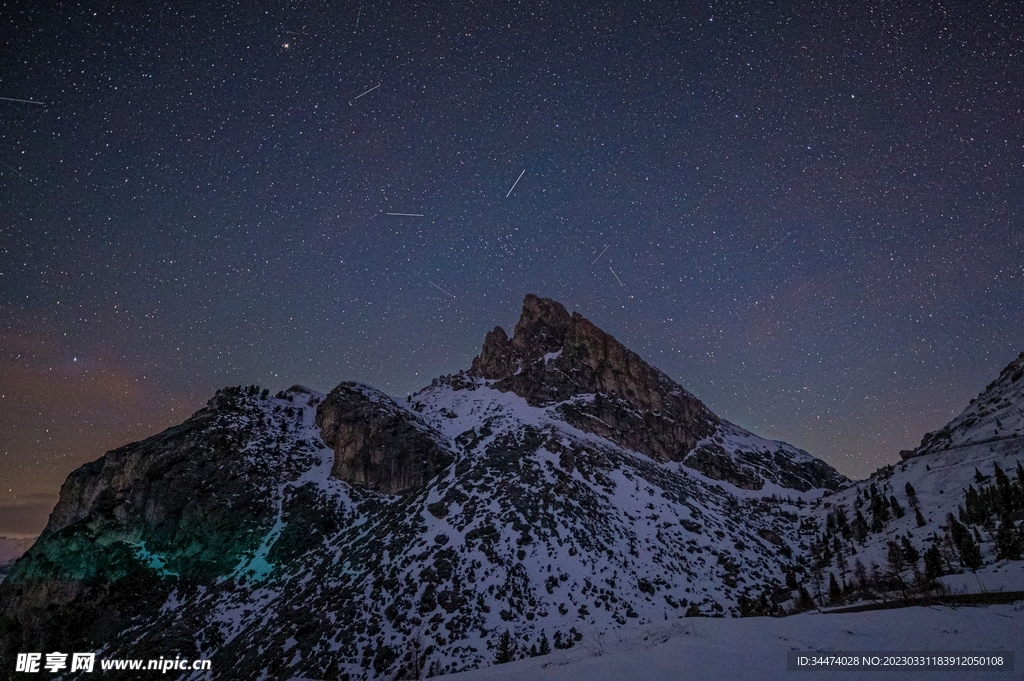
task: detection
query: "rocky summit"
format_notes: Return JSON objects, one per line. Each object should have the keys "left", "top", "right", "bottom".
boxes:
{"left": 8, "top": 296, "right": 1018, "bottom": 681}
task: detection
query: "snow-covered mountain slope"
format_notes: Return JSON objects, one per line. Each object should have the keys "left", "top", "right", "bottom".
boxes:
{"left": 800, "top": 352, "right": 1024, "bottom": 611}
{"left": 805, "top": 438, "right": 1024, "bottom": 601}
{"left": 0, "top": 379, "right": 822, "bottom": 680}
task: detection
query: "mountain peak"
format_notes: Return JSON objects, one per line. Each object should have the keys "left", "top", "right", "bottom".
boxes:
{"left": 470, "top": 294, "right": 571, "bottom": 379}
{"left": 469, "top": 294, "right": 679, "bottom": 406}
{"left": 464, "top": 295, "right": 847, "bottom": 492}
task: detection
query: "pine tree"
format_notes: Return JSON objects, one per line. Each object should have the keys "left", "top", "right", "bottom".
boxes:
{"left": 810, "top": 566, "right": 825, "bottom": 603}
{"left": 995, "top": 516, "right": 1022, "bottom": 561}
{"left": 905, "top": 481, "right": 918, "bottom": 507}
{"left": 852, "top": 509, "right": 869, "bottom": 543}
{"left": 923, "top": 545, "right": 943, "bottom": 583}
{"left": 886, "top": 540, "right": 904, "bottom": 576}
{"left": 495, "top": 630, "right": 517, "bottom": 664}
{"left": 900, "top": 535, "right": 920, "bottom": 568}
{"left": 538, "top": 630, "right": 551, "bottom": 656}
{"left": 993, "top": 462, "right": 1013, "bottom": 512}
{"left": 796, "top": 585, "right": 815, "bottom": 611}
{"left": 948, "top": 515, "right": 983, "bottom": 570}
{"left": 889, "top": 495, "right": 905, "bottom": 518}
{"left": 965, "top": 485, "right": 986, "bottom": 524}
{"left": 870, "top": 493, "right": 889, "bottom": 529}
{"left": 915, "top": 507, "right": 927, "bottom": 527}
{"left": 853, "top": 559, "right": 868, "bottom": 589}
{"left": 828, "top": 572, "right": 843, "bottom": 605}
{"left": 834, "top": 542, "right": 848, "bottom": 579}
{"left": 836, "top": 506, "right": 850, "bottom": 538}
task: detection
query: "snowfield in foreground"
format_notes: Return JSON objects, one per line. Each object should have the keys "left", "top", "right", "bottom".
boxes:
{"left": 437, "top": 603, "right": 1023, "bottom": 681}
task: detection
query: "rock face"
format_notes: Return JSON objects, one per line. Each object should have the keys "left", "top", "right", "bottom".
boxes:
{"left": 901, "top": 351, "right": 1024, "bottom": 461}
{"left": 316, "top": 382, "right": 454, "bottom": 495}
{"left": 682, "top": 431, "right": 851, "bottom": 493}
{"left": 0, "top": 385, "right": 320, "bottom": 663}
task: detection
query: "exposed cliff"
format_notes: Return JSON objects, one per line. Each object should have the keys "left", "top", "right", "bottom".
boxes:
{"left": 316, "top": 382, "right": 455, "bottom": 495}
{"left": 0, "top": 385, "right": 322, "bottom": 665}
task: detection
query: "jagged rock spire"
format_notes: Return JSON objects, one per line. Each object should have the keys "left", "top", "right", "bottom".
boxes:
{"left": 470, "top": 294, "right": 571, "bottom": 379}
{"left": 469, "top": 294, "right": 717, "bottom": 462}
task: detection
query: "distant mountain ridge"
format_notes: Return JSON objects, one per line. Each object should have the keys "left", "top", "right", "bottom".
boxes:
{"left": 0, "top": 295, "right": 1020, "bottom": 681}
{"left": 902, "top": 351, "right": 1024, "bottom": 460}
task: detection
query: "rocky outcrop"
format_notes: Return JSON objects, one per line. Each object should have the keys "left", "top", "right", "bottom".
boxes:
{"left": 316, "top": 383, "right": 454, "bottom": 495}
{"left": 469, "top": 295, "right": 571, "bottom": 379}
{"left": 682, "top": 443, "right": 765, "bottom": 490}
{"left": 470, "top": 326, "right": 513, "bottom": 378}
{"left": 681, "top": 436, "right": 848, "bottom": 493}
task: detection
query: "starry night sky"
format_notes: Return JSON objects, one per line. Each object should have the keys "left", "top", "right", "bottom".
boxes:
{"left": 2, "top": 0, "right": 1023, "bottom": 535}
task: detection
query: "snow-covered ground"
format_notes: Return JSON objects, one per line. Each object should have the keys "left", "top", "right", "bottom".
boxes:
{"left": 437, "top": 603, "right": 1024, "bottom": 681}
{"left": 937, "top": 560, "right": 1024, "bottom": 595}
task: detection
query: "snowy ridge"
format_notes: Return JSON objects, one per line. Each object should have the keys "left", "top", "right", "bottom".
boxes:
{"left": 798, "top": 353, "right": 1024, "bottom": 616}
